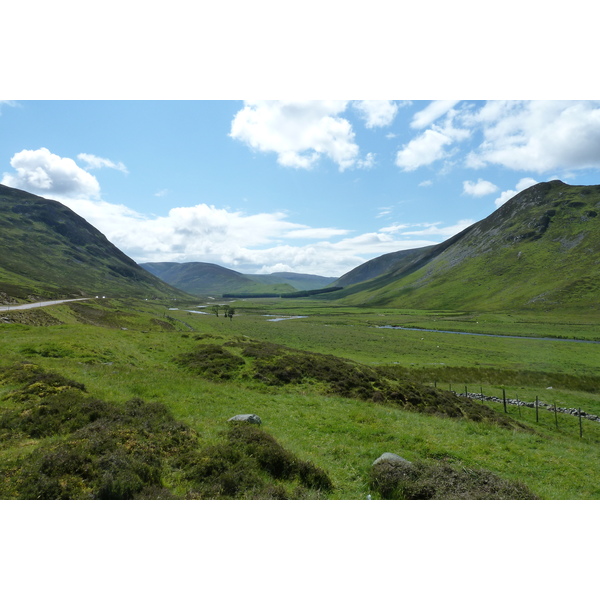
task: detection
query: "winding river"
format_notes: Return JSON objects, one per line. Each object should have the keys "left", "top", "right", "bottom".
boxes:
{"left": 377, "top": 325, "right": 600, "bottom": 344}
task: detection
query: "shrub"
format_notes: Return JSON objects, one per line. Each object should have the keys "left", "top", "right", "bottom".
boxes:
{"left": 369, "top": 459, "right": 538, "bottom": 500}
{"left": 178, "top": 422, "right": 333, "bottom": 499}
{"left": 175, "top": 344, "right": 245, "bottom": 380}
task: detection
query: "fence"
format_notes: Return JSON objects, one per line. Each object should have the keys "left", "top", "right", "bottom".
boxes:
{"left": 438, "top": 382, "right": 597, "bottom": 438}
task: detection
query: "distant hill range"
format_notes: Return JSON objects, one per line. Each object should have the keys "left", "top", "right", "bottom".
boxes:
{"left": 140, "top": 262, "right": 337, "bottom": 296}
{"left": 329, "top": 181, "right": 600, "bottom": 312}
{"left": 0, "top": 184, "right": 193, "bottom": 302}
{"left": 3, "top": 180, "right": 599, "bottom": 312}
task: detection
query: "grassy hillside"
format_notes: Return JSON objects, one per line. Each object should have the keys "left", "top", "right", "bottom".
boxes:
{"left": 332, "top": 181, "right": 600, "bottom": 312}
{"left": 247, "top": 272, "right": 337, "bottom": 291}
{"left": 141, "top": 261, "right": 296, "bottom": 296}
{"left": 0, "top": 184, "right": 194, "bottom": 302}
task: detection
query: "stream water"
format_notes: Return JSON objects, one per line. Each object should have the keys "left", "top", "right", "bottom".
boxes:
{"left": 377, "top": 325, "right": 600, "bottom": 344}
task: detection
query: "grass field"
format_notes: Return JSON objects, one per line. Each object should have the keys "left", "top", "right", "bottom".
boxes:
{"left": 1, "top": 296, "right": 599, "bottom": 499}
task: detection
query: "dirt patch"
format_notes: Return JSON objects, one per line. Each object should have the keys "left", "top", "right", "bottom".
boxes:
{"left": 0, "top": 309, "right": 63, "bottom": 326}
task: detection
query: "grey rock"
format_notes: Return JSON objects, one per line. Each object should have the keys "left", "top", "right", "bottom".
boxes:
{"left": 228, "top": 414, "right": 262, "bottom": 425}
{"left": 372, "top": 452, "right": 412, "bottom": 466}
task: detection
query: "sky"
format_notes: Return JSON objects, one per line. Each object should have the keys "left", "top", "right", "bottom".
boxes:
{"left": 2, "top": 99, "right": 600, "bottom": 277}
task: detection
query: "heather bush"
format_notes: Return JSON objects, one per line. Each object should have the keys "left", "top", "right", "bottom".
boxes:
{"left": 369, "top": 459, "right": 538, "bottom": 500}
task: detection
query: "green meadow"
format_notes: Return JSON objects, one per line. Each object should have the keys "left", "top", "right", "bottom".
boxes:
{"left": 1, "top": 296, "right": 599, "bottom": 499}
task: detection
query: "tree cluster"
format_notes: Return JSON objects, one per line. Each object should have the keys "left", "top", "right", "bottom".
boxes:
{"left": 211, "top": 305, "right": 235, "bottom": 320}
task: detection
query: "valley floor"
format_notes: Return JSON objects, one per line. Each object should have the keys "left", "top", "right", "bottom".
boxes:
{"left": 1, "top": 296, "right": 599, "bottom": 499}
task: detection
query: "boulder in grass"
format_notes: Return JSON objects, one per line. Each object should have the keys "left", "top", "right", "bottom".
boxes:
{"left": 372, "top": 452, "right": 412, "bottom": 466}
{"left": 228, "top": 414, "right": 262, "bottom": 425}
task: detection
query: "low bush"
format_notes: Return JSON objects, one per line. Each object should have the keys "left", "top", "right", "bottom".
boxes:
{"left": 0, "top": 363, "right": 333, "bottom": 500}
{"left": 231, "top": 340, "right": 525, "bottom": 429}
{"left": 175, "top": 344, "right": 245, "bottom": 380}
{"left": 179, "top": 422, "right": 333, "bottom": 499}
{"left": 369, "top": 459, "right": 538, "bottom": 500}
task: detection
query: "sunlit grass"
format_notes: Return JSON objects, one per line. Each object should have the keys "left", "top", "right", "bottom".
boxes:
{"left": 2, "top": 298, "right": 600, "bottom": 498}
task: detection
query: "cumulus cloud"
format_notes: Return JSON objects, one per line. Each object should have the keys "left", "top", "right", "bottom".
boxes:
{"left": 381, "top": 219, "right": 474, "bottom": 237}
{"left": 1, "top": 148, "right": 100, "bottom": 199}
{"left": 411, "top": 100, "right": 460, "bottom": 129}
{"left": 395, "top": 108, "right": 471, "bottom": 172}
{"left": 49, "top": 190, "right": 469, "bottom": 277}
{"left": 353, "top": 100, "right": 399, "bottom": 128}
{"left": 230, "top": 100, "right": 372, "bottom": 171}
{"left": 494, "top": 177, "right": 538, "bottom": 208}
{"left": 465, "top": 100, "right": 600, "bottom": 172}
{"left": 462, "top": 178, "right": 499, "bottom": 197}
{"left": 0, "top": 145, "right": 484, "bottom": 277}
{"left": 77, "top": 153, "right": 128, "bottom": 173}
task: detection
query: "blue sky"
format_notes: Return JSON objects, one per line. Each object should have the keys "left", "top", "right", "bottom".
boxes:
{"left": 2, "top": 3, "right": 599, "bottom": 278}
{"left": 2, "top": 99, "right": 600, "bottom": 276}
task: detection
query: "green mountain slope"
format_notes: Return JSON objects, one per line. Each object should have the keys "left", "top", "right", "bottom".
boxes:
{"left": 332, "top": 181, "right": 600, "bottom": 311}
{"left": 0, "top": 184, "right": 194, "bottom": 302}
{"left": 140, "top": 262, "right": 296, "bottom": 296}
{"left": 246, "top": 272, "right": 337, "bottom": 290}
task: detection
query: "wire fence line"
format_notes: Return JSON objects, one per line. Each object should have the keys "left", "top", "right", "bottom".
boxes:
{"left": 432, "top": 382, "right": 598, "bottom": 437}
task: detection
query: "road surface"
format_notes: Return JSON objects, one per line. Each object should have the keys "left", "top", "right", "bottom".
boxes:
{"left": 0, "top": 298, "right": 92, "bottom": 312}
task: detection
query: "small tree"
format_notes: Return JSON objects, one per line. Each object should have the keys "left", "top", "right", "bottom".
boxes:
{"left": 225, "top": 307, "right": 235, "bottom": 321}
{"left": 211, "top": 305, "right": 220, "bottom": 317}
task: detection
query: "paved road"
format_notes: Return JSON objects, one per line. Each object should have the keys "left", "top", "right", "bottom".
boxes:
{"left": 0, "top": 298, "right": 92, "bottom": 312}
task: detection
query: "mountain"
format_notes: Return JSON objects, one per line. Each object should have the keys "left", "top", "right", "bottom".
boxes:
{"left": 140, "top": 262, "right": 297, "bottom": 296}
{"left": 0, "top": 184, "right": 194, "bottom": 302}
{"left": 246, "top": 272, "right": 337, "bottom": 290}
{"left": 331, "top": 181, "right": 600, "bottom": 311}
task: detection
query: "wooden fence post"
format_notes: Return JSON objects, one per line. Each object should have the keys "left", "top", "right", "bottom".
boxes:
{"left": 535, "top": 395, "right": 539, "bottom": 423}
{"left": 503, "top": 388, "right": 507, "bottom": 413}
{"left": 579, "top": 408, "right": 583, "bottom": 438}
{"left": 554, "top": 402, "right": 559, "bottom": 429}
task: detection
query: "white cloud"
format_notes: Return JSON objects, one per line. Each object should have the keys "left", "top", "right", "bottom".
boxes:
{"left": 77, "top": 153, "right": 128, "bottom": 173}
{"left": 376, "top": 207, "right": 393, "bottom": 218}
{"left": 50, "top": 191, "right": 470, "bottom": 277}
{"left": 378, "top": 223, "right": 413, "bottom": 234}
{"left": 230, "top": 100, "right": 370, "bottom": 171}
{"left": 395, "top": 129, "right": 454, "bottom": 171}
{"left": 465, "top": 100, "right": 600, "bottom": 172}
{"left": 462, "top": 178, "right": 499, "bottom": 197}
{"left": 396, "top": 109, "right": 471, "bottom": 172}
{"left": 283, "top": 227, "right": 351, "bottom": 239}
{"left": 494, "top": 177, "right": 538, "bottom": 208}
{"left": 0, "top": 100, "right": 18, "bottom": 115}
{"left": 382, "top": 219, "right": 475, "bottom": 237}
{"left": 357, "top": 152, "right": 376, "bottom": 169}
{"left": 418, "top": 180, "right": 433, "bottom": 187}
{"left": 1, "top": 147, "right": 100, "bottom": 199}
{"left": 411, "top": 100, "right": 460, "bottom": 129}
{"left": 401, "top": 219, "right": 475, "bottom": 237}
{"left": 353, "top": 100, "right": 398, "bottom": 128}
